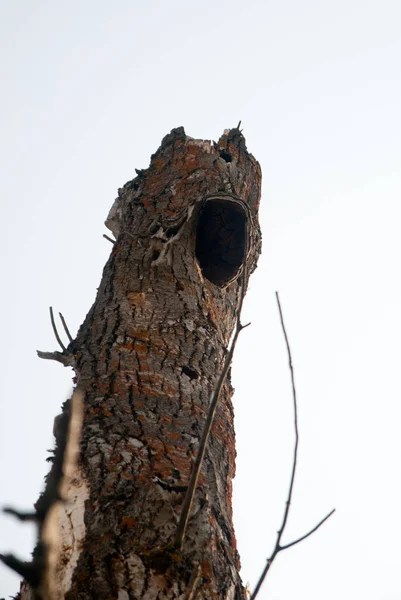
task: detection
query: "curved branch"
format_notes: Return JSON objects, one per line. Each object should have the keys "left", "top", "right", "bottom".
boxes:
{"left": 250, "top": 293, "right": 335, "bottom": 600}
{"left": 274, "top": 291, "right": 299, "bottom": 543}
{"left": 279, "top": 509, "right": 336, "bottom": 551}
{"left": 49, "top": 306, "right": 67, "bottom": 351}
{"left": 58, "top": 312, "right": 73, "bottom": 343}
{"left": 103, "top": 234, "right": 115, "bottom": 244}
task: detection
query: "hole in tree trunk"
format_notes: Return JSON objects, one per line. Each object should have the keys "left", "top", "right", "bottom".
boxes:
{"left": 151, "top": 249, "right": 161, "bottom": 262}
{"left": 182, "top": 366, "right": 199, "bottom": 380}
{"left": 195, "top": 197, "right": 248, "bottom": 287}
{"left": 220, "top": 151, "right": 232, "bottom": 162}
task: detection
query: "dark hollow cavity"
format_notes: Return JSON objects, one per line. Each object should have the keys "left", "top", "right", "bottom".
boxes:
{"left": 220, "top": 151, "right": 233, "bottom": 162}
{"left": 182, "top": 366, "right": 199, "bottom": 380}
{"left": 195, "top": 197, "right": 247, "bottom": 287}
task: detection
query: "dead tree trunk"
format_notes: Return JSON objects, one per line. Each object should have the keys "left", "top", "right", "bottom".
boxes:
{"left": 19, "top": 127, "right": 262, "bottom": 600}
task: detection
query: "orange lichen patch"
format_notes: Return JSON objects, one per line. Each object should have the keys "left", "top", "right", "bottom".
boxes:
{"left": 87, "top": 406, "right": 103, "bottom": 417}
{"left": 144, "top": 372, "right": 165, "bottom": 385}
{"left": 107, "top": 462, "right": 120, "bottom": 473}
{"left": 158, "top": 414, "right": 173, "bottom": 426}
{"left": 116, "top": 339, "right": 135, "bottom": 352}
{"left": 148, "top": 344, "right": 167, "bottom": 358}
{"left": 126, "top": 328, "right": 150, "bottom": 342}
{"left": 151, "top": 463, "right": 173, "bottom": 481}
{"left": 197, "top": 472, "right": 208, "bottom": 487}
{"left": 121, "top": 471, "right": 134, "bottom": 480}
{"left": 120, "top": 516, "right": 136, "bottom": 530}
{"left": 160, "top": 383, "right": 178, "bottom": 398}
{"left": 191, "top": 404, "right": 207, "bottom": 419}
{"left": 140, "top": 384, "right": 158, "bottom": 396}
{"left": 200, "top": 558, "right": 214, "bottom": 581}
{"left": 134, "top": 341, "right": 148, "bottom": 358}
{"left": 108, "top": 379, "right": 131, "bottom": 396}
{"left": 165, "top": 455, "right": 192, "bottom": 476}
{"left": 105, "top": 480, "right": 118, "bottom": 491}
{"left": 165, "top": 430, "right": 181, "bottom": 443}
{"left": 148, "top": 438, "right": 165, "bottom": 454}
{"left": 149, "top": 155, "right": 167, "bottom": 173}
{"left": 162, "top": 342, "right": 180, "bottom": 358}
{"left": 111, "top": 454, "right": 121, "bottom": 464}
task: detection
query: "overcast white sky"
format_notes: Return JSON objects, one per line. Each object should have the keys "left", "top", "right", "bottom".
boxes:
{"left": 1, "top": 1, "right": 401, "bottom": 598}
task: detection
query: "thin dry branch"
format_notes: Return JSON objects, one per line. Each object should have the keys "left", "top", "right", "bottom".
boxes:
{"left": 49, "top": 306, "right": 67, "bottom": 352}
{"left": 3, "top": 508, "right": 38, "bottom": 522}
{"left": 174, "top": 240, "right": 250, "bottom": 549}
{"left": 103, "top": 233, "right": 116, "bottom": 244}
{"left": 279, "top": 508, "right": 336, "bottom": 551}
{"left": 249, "top": 292, "right": 335, "bottom": 600}
{"left": 58, "top": 312, "right": 73, "bottom": 343}
{"left": 37, "top": 307, "right": 75, "bottom": 367}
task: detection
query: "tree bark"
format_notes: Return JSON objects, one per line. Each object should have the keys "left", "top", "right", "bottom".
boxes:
{"left": 19, "top": 126, "right": 262, "bottom": 600}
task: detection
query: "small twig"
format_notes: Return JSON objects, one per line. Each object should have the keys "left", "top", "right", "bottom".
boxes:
{"left": 103, "top": 233, "right": 115, "bottom": 244}
{"left": 279, "top": 508, "right": 336, "bottom": 550}
{"left": 174, "top": 241, "right": 250, "bottom": 549}
{"left": 3, "top": 508, "right": 38, "bottom": 522}
{"left": 0, "top": 553, "right": 41, "bottom": 587}
{"left": 59, "top": 312, "right": 73, "bottom": 343}
{"left": 49, "top": 306, "right": 67, "bottom": 352}
{"left": 250, "top": 293, "right": 335, "bottom": 600}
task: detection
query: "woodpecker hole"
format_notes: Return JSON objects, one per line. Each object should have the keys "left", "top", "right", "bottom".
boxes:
{"left": 151, "top": 249, "right": 161, "bottom": 262}
{"left": 195, "top": 197, "right": 247, "bottom": 287}
{"left": 182, "top": 366, "right": 199, "bottom": 380}
{"left": 220, "top": 151, "right": 233, "bottom": 163}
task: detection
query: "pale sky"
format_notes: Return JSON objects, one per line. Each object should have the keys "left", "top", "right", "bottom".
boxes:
{"left": 1, "top": 1, "right": 401, "bottom": 598}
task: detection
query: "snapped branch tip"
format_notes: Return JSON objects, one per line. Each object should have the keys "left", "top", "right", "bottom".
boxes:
{"left": 103, "top": 234, "right": 116, "bottom": 244}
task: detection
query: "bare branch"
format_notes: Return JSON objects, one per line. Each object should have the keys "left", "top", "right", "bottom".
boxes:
{"left": 280, "top": 509, "right": 336, "bottom": 551}
{"left": 103, "top": 234, "right": 116, "bottom": 244}
{"left": 3, "top": 508, "right": 38, "bottom": 522}
{"left": 49, "top": 306, "right": 67, "bottom": 352}
{"left": 274, "top": 291, "right": 298, "bottom": 543}
{"left": 174, "top": 237, "right": 250, "bottom": 549}
{"left": 0, "top": 553, "right": 41, "bottom": 587}
{"left": 58, "top": 312, "right": 73, "bottom": 343}
{"left": 250, "top": 293, "right": 335, "bottom": 600}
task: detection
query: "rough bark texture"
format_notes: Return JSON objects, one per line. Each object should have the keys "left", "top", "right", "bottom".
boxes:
{"left": 19, "top": 127, "right": 262, "bottom": 600}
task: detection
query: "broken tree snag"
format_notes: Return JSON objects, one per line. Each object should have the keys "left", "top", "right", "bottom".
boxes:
{"left": 19, "top": 127, "right": 261, "bottom": 600}
{"left": 3, "top": 390, "right": 84, "bottom": 600}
